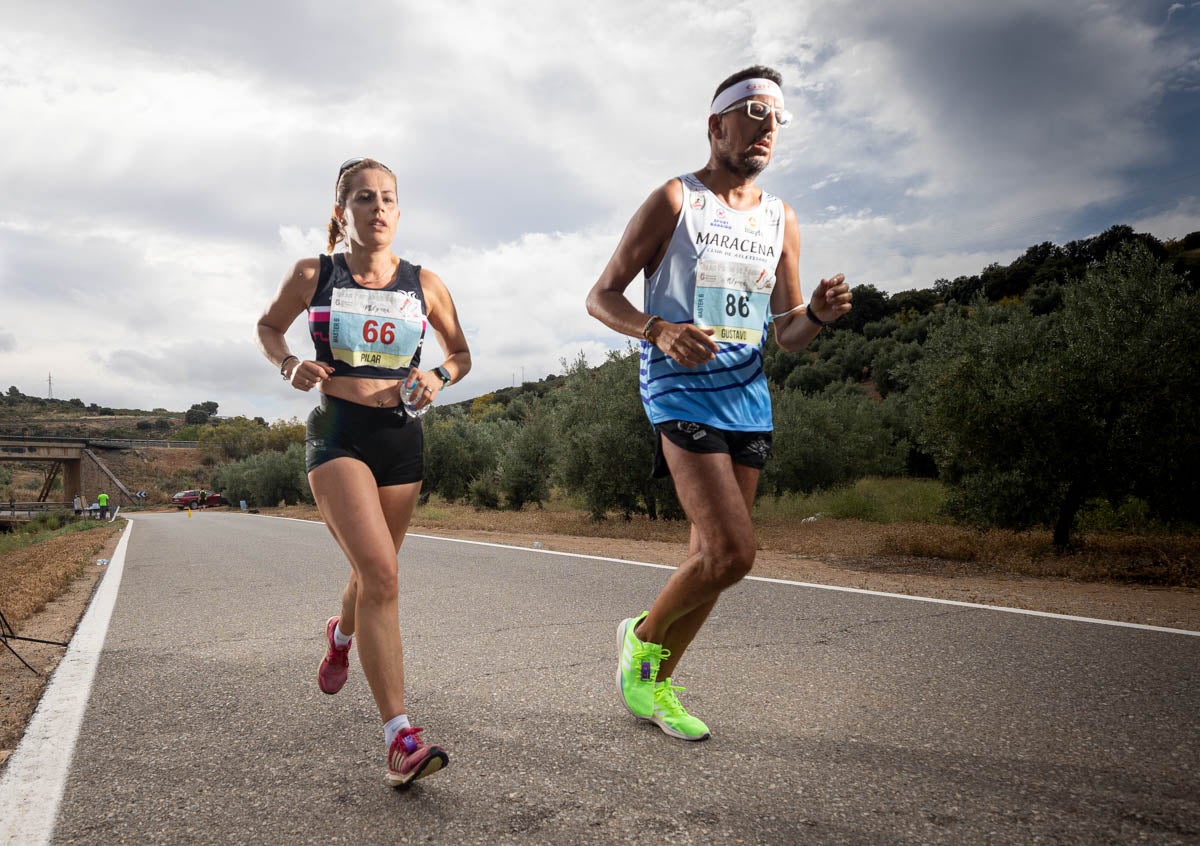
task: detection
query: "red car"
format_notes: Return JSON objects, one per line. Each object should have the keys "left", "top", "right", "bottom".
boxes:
{"left": 170, "top": 490, "right": 228, "bottom": 509}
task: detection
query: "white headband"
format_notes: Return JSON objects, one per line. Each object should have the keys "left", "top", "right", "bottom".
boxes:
{"left": 710, "top": 78, "right": 784, "bottom": 115}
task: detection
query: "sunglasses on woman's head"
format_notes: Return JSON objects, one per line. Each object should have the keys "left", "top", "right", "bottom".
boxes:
{"left": 336, "top": 157, "right": 393, "bottom": 184}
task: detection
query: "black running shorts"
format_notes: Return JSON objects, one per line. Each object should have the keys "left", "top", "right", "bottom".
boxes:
{"left": 652, "top": 420, "right": 773, "bottom": 479}
{"left": 305, "top": 394, "right": 423, "bottom": 486}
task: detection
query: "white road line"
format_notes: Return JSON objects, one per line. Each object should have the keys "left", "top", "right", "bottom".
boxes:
{"left": 404, "top": 533, "right": 1200, "bottom": 637}
{"left": 0, "top": 521, "right": 134, "bottom": 846}
{"left": 248, "top": 513, "right": 1200, "bottom": 636}
{"left": 1, "top": 512, "right": 1188, "bottom": 844}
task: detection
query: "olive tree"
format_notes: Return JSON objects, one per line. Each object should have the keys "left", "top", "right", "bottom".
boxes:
{"left": 910, "top": 244, "right": 1200, "bottom": 547}
{"left": 552, "top": 350, "right": 679, "bottom": 520}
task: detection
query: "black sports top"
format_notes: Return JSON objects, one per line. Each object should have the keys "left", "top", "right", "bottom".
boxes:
{"left": 307, "top": 253, "right": 426, "bottom": 379}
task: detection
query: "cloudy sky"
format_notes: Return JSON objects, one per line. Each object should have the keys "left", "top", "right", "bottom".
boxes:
{"left": 2, "top": 0, "right": 1198, "bottom": 422}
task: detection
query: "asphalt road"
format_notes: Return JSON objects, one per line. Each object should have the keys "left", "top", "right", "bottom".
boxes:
{"left": 23, "top": 512, "right": 1200, "bottom": 843}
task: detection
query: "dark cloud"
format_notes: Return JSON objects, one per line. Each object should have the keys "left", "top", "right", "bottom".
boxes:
{"left": 399, "top": 128, "right": 608, "bottom": 249}
{"left": 108, "top": 337, "right": 259, "bottom": 387}
{"left": 4, "top": 0, "right": 1198, "bottom": 419}
{"left": 788, "top": 0, "right": 1199, "bottom": 253}
{"left": 0, "top": 228, "right": 174, "bottom": 334}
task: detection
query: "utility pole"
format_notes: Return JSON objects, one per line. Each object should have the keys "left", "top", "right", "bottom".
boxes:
{"left": 47, "top": 372, "right": 53, "bottom": 399}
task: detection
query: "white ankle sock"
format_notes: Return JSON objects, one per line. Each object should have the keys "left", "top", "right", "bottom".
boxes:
{"left": 332, "top": 622, "right": 352, "bottom": 648}
{"left": 384, "top": 714, "right": 411, "bottom": 748}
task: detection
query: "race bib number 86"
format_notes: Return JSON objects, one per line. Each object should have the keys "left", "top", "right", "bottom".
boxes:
{"left": 693, "top": 259, "right": 774, "bottom": 345}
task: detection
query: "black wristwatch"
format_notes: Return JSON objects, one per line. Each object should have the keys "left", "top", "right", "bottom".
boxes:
{"left": 433, "top": 365, "right": 452, "bottom": 387}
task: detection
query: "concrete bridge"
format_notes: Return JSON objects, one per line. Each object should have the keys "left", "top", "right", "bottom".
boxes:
{"left": 0, "top": 436, "right": 133, "bottom": 512}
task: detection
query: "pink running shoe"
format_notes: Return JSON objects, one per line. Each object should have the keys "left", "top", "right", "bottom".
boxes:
{"left": 317, "top": 616, "right": 351, "bottom": 695}
{"left": 386, "top": 726, "right": 448, "bottom": 788}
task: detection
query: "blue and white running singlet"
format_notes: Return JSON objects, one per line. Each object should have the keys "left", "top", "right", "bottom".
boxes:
{"left": 640, "top": 174, "right": 786, "bottom": 431}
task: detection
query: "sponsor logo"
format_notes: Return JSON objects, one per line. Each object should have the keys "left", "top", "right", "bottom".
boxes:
{"left": 691, "top": 195, "right": 706, "bottom": 210}
{"left": 694, "top": 231, "right": 777, "bottom": 258}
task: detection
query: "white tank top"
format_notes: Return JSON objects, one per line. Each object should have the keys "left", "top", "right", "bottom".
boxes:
{"left": 640, "top": 174, "right": 786, "bottom": 431}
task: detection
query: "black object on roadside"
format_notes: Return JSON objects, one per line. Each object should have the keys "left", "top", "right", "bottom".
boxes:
{"left": 0, "top": 607, "right": 69, "bottom": 676}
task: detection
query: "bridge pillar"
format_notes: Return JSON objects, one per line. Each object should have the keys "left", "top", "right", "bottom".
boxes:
{"left": 63, "top": 459, "right": 82, "bottom": 501}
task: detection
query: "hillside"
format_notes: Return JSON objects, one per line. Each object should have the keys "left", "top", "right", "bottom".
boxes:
{"left": 0, "top": 392, "right": 187, "bottom": 440}
{"left": 0, "top": 390, "right": 211, "bottom": 505}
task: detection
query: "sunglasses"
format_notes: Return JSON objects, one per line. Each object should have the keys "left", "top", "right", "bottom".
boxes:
{"left": 719, "top": 99, "right": 792, "bottom": 127}
{"left": 336, "top": 157, "right": 394, "bottom": 186}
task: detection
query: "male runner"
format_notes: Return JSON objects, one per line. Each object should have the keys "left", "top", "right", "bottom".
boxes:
{"left": 586, "top": 65, "right": 852, "bottom": 740}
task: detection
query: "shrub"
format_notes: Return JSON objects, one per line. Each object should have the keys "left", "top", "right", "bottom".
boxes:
{"left": 468, "top": 476, "right": 500, "bottom": 510}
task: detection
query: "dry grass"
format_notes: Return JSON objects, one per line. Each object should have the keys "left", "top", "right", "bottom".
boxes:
{"left": 0, "top": 524, "right": 122, "bottom": 762}
{"left": 0, "top": 525, "right": 124, "bottom": 627}
{"left": 272, "top": 499, "right": 1200, "bottom": 588}
{"left": 876, "top": 525, "right": 1198, "bottom": 586}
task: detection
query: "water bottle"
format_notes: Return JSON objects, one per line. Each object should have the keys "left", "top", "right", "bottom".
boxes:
{"left": 399, "top": 373, "right": 429, "bottom": 418}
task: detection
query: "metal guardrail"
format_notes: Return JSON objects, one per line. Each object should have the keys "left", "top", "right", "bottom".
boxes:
{"left": 0, "top": 435, "right": 89, "bottom": 444}
{"left": 86, "top": 438, "right": 200, "bottom": 448}
{"left": 0, "top": 435, "right": 199, "bottom": 448}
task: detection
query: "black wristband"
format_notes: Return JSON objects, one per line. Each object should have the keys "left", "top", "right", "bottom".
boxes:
{"left": 280, "top": 355, "right": 299, "bottom": 378}
{"left": 805, "top": 303, "right": 827, "bottom": 327}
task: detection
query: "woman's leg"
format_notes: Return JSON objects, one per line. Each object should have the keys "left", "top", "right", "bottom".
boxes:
{"left": 309, "top": 457, "right": 420, "bottom": 722}
{"left": 317, "top": 508, "right": 359, "bottom": 635}
{"left": 330, "top": 479, "right": 421, "bottom": 634}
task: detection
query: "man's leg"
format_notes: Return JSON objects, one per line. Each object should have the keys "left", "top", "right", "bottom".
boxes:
{"left": 636, "top": 442, "right": 759, "bottom": 658}
{"left": 652, "top": 456, "right": 759, "bottom": 681}
{"left": 617, "top": 443, "right": 759, "bottom": 739}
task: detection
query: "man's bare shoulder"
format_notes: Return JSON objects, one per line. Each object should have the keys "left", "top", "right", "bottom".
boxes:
{"left": 633, "top": 177, "right": 685, "bottom": 229}
{"left": 653, "top": 177, "right": 685, "bottom": 214}
{"left": 782, "top": 200, "right": 799, "bottom": 228}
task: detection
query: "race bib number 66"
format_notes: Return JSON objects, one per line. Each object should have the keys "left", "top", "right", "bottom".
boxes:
{"left": 329, "top": 288, "right": 425, "bottom": 369}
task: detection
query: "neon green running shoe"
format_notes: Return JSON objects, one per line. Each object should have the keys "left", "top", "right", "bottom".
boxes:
{"left": 616, "top": 613, "right": 668, "bottom": 719}
{"left": 651, "top": 678, "right": 711, "bottom": 741}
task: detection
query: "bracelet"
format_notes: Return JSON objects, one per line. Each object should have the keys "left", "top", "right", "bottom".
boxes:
{"left": 805, "top": 303, "right": 827, "bottom": 327}
{"left": 642, "top": 314, "right": 663, "bottom": 341}
{"left": 280, "top": 355, "right": 299, "bottom": 379}
{"left": 768, "top": 302, "right": 806, "bottom": 322}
